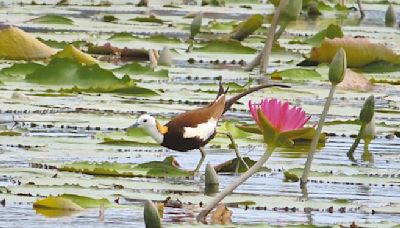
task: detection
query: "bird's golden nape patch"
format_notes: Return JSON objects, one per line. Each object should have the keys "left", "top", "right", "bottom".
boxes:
{"left": 156, "top": 120, "right": 168, "bottom": 134}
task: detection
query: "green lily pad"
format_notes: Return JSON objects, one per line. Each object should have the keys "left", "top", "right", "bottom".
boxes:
{"left": 31, "top": 15, "right": 74, "bottom": 25}
{"left": 213, "top": 157, "right": 268, "bottom": 173}
{"left": 59, "top": 156, "right": 191, "bottom": 178}
{"left": 361, "top": 61, "right": 400, "bottom": 73}
{"left": 0, "top": 131, "right": 22, "bottom": 136}
{"left": 283, "top": 171, "right": 299, "bottom": 182}
{"left": 305, "top": 24, "right": 344, "bottom": 45}
{"left": 271, "top": 68, "right": 322, "bottom": 80}
{"left": 26, "top": 58, "right": 128, "bottom": 87}
{"left": 58, "top": 83, "right": 158, "bottom": 96}
{"left": 113, "top": 62, "right": 168, "bottom": 77}
{"left": 59, "top": 194, "right": 110, "bottom": 208}
{"left": 1, "top": 62, "right": 44, "bottom": 76}
{"left": 129, "top": 17, "right": 164, "bottom": 24}
{"left": 195, "top": 39, "right": 256, "bottom": 54}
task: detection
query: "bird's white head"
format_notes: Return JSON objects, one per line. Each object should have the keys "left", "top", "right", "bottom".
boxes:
{"left": 129, "top": 114, "right": 167, "bottom": 144}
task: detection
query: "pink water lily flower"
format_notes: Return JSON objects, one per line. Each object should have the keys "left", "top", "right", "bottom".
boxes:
{"left": 248, "top": 98, "right": 311, "bottom": 132}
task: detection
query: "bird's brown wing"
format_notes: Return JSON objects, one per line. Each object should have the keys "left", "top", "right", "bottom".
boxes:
{"left": 166, "top": 94, "right": 226, "bottom": 128}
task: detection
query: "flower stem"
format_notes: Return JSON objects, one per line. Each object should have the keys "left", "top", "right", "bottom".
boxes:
{"left": 347, "top": 124, "right": 366, "bottom": 161}
{"left": 259, "top": 0, "right": 287, "bottom": 79}
{"left": 300, "top": 85, "right": 336, "bottom": 188}
{"left": 196, "top": 146, "right": 275, "bottom": 224}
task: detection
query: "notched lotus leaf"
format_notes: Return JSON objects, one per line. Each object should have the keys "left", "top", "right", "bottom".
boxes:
{"left": 309, "top": 37, "right": 400, "bottom": 66}
{"left": 53, "top": 44, "right": 98, "bottom": 65}
{"left": 195, "top": 39, "right": 256, "bottom": 54}
{"left": 0, "top": 26, "right": 56, "bottom": 60}
{"left": 30, "top": 15, "right": 74, "bottom": 25}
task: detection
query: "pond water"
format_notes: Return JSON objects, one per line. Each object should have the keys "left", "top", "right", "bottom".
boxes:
{"left": 0, "top": 0, "right": 399, "bottom": 227}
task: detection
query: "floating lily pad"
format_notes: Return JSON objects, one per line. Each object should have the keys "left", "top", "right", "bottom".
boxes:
{"left": 305, "top": 24, "right": 344, "bottom": 45}
{"left": 59, "top": 156, "right": 191, "bottom": 178}
{"left": 214, "top": 157, "right": 269, "bottom": 173}
{"left": 129, "top": 17, "right": 164, "bottom": 24}
{"left": 59, "top": 83, "right": 158, "bottom": 96}
{"left": 113, "top": 62, "right": 168, "bottom": 77}
{"left": 30, "top": 15, "right": 74, "bottom": 25}
{"left": 26, "top": 58, "right": 127, "bottom": 87}
{"left": 0, "top": 131, "right": 22, "bottom": 136}
{"left": 59, "top": 194, "right": 110, "bottom": 208}
{"left": 195, "top": 39, "right": 256, "bottom": 54}
{"left": 271, "top": 68, "right": 321, "bottom": 80}
{"left": 0, "top": 62, "right": 44, "bottom": 76}
{"left": 361, "top": 61, "right": 400, "bottom": 73}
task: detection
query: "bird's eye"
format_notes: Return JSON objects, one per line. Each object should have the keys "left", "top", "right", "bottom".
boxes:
{"left": 143, "top": 119, "right": 147, "bottom": 123}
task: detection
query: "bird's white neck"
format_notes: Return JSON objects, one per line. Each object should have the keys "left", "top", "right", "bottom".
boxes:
{"left": 144, "top": 126, "right": 164, "bottom": 144}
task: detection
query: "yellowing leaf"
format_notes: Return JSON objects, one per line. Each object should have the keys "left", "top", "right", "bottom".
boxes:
{"left": 310, "top": 37, "right": 400, "bottom": 66}
{"left": 53, "top": 44, "right": 98, "bottom": 65}
{"left": 33, "top": 196, "right": 84, "bottom": 211}
{"left": 0, "top": 26, "right": 56, "bottom": 60}
{"left": 337, "top": 69, "right": 373, "bottom": 91}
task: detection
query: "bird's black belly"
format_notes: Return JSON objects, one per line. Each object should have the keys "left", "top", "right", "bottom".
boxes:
{"left": 161, "top": 131, "right": 216, "bottom": 152}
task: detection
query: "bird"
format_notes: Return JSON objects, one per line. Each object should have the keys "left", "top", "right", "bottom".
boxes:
{"left": 129, "top": 81, "right": 289, "bottom": 173}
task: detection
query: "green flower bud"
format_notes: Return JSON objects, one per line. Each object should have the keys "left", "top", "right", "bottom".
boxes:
{"left": 329, "top": 48, "right": 347, "bottom": 85}
{"left": 359, "top": 95, "right": 375, "bottom": 124}
{"left": 281, "top": 0, "right": 302, "bottom": 22}
{"left": 190, "top": 12, "right": 202, "bottom": 40}
{"left": 144, "top": 200, "right": 162, "bottom": 228}
{"left": 385, "top": 4, "right": 397, "bottom": 26}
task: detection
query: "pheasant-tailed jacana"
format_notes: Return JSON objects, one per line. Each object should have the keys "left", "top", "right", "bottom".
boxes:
{"left": 129, "top": 81, "right": 288, "bottom": 172}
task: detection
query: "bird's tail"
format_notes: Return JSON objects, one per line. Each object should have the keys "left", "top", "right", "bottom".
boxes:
{"left": 223, "top": 83, "right": 290, "bottom": 113}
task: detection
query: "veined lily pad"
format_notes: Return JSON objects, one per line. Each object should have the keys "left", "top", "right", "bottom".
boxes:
{"left": 59, "top": 156, "right": 191, "bottom": 178}
{"left": 0, "top": 62, "right": 44, "bottom": 76}
{"left": 271, "top": 68, "right": 321, "bottom": 80}
{"left": 195, "top": 39, "right": 256, "bottom": 54}
{"left": 113, "top": 62, "right": 168, "bottom": 77}
{"left": 26, "top": 58, "right": 128, "bottom": 87}
{"left": 30, "top": 15, "right": 74, "bottom": 25}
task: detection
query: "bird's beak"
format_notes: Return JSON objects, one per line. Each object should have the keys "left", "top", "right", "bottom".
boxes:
{"left": 128, "top": 122, "right": 139, "bottom": 129}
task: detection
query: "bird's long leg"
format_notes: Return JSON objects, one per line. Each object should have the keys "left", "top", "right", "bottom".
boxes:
{"left": 193, "top": 147, "right": 206, "bottom": 173}
{"left": 217, "top": 131, "right": 249, "bottom": 172}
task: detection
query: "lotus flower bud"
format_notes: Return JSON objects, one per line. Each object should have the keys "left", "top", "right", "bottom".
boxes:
{"left": 281, "top": 0, "right": 302, "bottom": 22}
{"left": 144, "top": 200, "right": 162, "bottom": 228}
{"left": 329, "top": 48, "right": 346, "bottom": 85}
{"left": 158, "top": 46, "right": 172, "bottom": 66}
{"left": 363, "top": 114, "right": 375, "bottom": 141}
{"left": 359, "top": 95, "right": 375, "bottom": 124}
{"left": 190, "top": 12, "right": 202, "bottom": 40}
{"left": 385, "top": 4, "right": 397, "bottom": 26}
{"left": 205, "top": 162, "right": 219, "bottom": 196}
